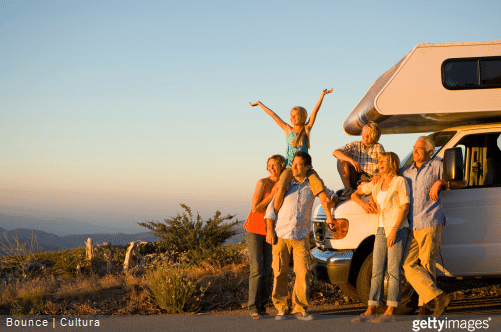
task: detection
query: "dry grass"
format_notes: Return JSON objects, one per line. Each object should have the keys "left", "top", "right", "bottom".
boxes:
{"left": 197, "top": 262, "right": 250, "bottom": 312}
{"left": 40, "top": 272, "right": 160, "bottom": 315}
{"left": 0, "top": 241, "right": 352, "bottom": 315}
{"left": 0, "top": 278, "right": 49, "bottom": 314}
{"left": 0, "top": 242, "right": 252, "bottom": 315}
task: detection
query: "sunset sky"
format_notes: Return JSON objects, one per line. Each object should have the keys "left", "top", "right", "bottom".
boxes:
{"left": 2, "top": 0, "right": 500, "bottom": 233}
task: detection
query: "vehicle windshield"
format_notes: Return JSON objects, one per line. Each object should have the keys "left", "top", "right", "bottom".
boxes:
{"left": 400, "top": 131, "right": 457, "bottom": 167}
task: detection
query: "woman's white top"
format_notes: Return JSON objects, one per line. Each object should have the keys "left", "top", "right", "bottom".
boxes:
{"left": 359, "top": 175, "right": 410, "bottom": 236}
{"left": 377, "top": 189, "right": 388, "bottom": 227}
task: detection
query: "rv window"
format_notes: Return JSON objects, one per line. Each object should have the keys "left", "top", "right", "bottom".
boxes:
{"left": 481, "top": 59, "right": 501, "bottom": 86}
{"left": 454, "top": 133, "right": 501, "bottom": 187}
{"left": 443, "top": 61, "right": 478, "bottom": 89}
{"left": 442, "top": 56, "right": 501, "bottom": 90}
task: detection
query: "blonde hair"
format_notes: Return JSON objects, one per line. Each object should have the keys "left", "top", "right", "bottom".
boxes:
{"left": 291, "top": 106, "right": 310, "bottom": 149}
{"left": 378, "top": 152, "right": 400, "bottom": 176}
{"left": 363, "top": 122, "right": 381, "bottom": 144}
{"left": 267, "top": 154, "right": 286, "bottom": 172}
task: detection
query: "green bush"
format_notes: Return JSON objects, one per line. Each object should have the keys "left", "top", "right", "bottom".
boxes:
{"left": 146, "top": 265, "right": 207, "bottom": 313}
{"left": 138, "top": 204, "right": 240, "bottom": 264}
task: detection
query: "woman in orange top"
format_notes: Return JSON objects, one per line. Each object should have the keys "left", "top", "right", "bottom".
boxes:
{"left": 244, "top": 154, "right": 286, "bottom": 319}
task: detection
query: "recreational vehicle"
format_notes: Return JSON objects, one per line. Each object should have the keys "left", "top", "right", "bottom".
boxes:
{"left": 311, "top": 40, "right": 501, "bottom": 313}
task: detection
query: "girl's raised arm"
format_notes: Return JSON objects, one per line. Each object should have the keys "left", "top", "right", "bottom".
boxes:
{"left": 306, "top": 88, "right": 333, "bottom": 129}
{"left": 250, "top": 101, "right": 290, "bottom": 133}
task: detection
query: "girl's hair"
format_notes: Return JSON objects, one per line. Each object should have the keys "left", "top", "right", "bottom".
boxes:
{"left": 378, "top": 152, "right": 400, "bottom": 176}
{"left": 364, "top": 122, "right": 382, "bottom": 144}
{"left": 267, "top": 154, "right": 286, "bottom": 171}
{"left": 291, "top": 106, "right": 310, "bottom": 149}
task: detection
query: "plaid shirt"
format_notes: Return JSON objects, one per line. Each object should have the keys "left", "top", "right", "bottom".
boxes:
{"left": 339, "top": 141, "right": 384, "bottom": 176}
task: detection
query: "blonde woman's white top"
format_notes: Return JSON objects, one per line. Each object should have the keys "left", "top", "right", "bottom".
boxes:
{"left": 360, "top": 175, "right": 410, "bottom": 236}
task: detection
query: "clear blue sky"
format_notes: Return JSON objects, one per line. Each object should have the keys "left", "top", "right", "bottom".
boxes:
{"left": 2, "top": 0, "right": 500, "bottom": 233}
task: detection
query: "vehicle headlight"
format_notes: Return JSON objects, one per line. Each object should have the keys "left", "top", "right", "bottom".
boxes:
{"left": 313, "top": 218, "right": 349, "bottom": 241}
{"left": 330, "top": 219, "right": 349, "bottom": 240}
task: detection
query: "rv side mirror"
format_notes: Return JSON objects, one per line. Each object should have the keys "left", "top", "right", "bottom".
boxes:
{"left": 443, "top": 147, "right": 464, "bottom": 183}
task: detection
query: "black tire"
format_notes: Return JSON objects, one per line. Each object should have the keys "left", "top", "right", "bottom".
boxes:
{"left": 337, "top": 283, "right": 360, "bottom": 302}
{"left": 355, "top": 252, "right": 418, "bottom": 315}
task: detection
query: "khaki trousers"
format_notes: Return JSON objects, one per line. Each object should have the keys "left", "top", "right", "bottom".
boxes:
{"left": 272, "top": 236, "right": 311, "bottom": 314}
{"left": 403, "top": 224, "right": 444, "bottom": 306}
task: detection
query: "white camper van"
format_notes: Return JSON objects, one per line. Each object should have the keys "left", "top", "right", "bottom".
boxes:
{"left": 311, "top": 40, "right": 501, "bottom": 313}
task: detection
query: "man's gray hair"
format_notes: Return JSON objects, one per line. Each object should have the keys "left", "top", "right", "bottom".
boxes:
{"left": 418, "top": 136, "right": 435, "bottom": 154}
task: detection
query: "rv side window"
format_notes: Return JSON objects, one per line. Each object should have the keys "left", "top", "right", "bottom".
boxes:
{"left": 442, "top": 56, "right": 501, "bottom": 90}
{"left": 481, "top": 59, "right": 501, "bottom": 86}
{"left": 454, "top": 133, "right": 501, "bottom": 187}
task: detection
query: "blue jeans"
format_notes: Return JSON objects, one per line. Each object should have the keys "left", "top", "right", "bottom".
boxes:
{"left": 368, "top": 227, "right": 408, "bottom": 307}
{"left": 246, "top": 231, "right": 273, "bottom": 314}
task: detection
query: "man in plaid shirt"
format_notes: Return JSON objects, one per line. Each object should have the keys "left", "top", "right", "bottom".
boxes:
{"left": 332, "top": 122, "right": 384, "bottom": 196}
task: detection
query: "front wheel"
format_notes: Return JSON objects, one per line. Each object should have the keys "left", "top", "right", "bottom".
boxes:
{"left": 356, "top": 252, "right": 418, "bottom": 315}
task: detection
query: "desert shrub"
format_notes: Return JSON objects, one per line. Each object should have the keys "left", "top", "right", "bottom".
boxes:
{"left": 36, "top": 248, "right": 86, "bottom": 277}
{"left": 178, "top": 245, "right": 242, "bottom": 268}
{"left": 138, "top": 204, "right": 240, "bottom": 264}
{"left": 145, "top": 264, "right": 207, "bottom": 313}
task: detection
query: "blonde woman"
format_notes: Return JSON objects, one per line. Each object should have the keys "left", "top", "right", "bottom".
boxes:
{"left": 351, "top": 152, "right": 410, "bottom": 322}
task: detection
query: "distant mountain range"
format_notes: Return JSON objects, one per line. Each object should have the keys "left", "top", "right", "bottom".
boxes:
{"left": 0, "top": 212, "right": 159, "bottom": 252}
{"left": 0, "top": 226, "right": 159, "bottom": 252}
{"left": 0, "top": 212, "right": 145, "bottom": 236}
{"left": 0, "top": 213, "right": 244, "bottom": 252}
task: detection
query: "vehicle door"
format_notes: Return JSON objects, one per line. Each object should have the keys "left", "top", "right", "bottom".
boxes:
{"left": 439, "top": 127, "right": 501, "bottom": 276}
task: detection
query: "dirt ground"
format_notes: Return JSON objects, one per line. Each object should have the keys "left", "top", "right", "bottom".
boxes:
{"left": 205, "top": 277, "right": 501, "bottom": 317}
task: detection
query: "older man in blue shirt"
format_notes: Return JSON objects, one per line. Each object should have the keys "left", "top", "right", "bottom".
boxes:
{"left": 401, "top": 136, "right": 451, "bottom": 316}
{"left": 265, "top": 151, "right": 337, "bottom": 321}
